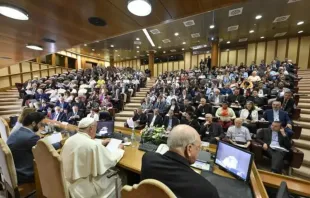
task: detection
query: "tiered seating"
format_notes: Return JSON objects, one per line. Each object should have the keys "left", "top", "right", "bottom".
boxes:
{"left": 0, "top": 88, "right": 22, "bottom": 123}
{"left": 115, "top": 79, "right": 155, "bottom": 127}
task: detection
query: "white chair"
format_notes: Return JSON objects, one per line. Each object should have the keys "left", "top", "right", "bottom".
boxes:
{"left": 0, "top": 117, "right": 10, "bottom": 142}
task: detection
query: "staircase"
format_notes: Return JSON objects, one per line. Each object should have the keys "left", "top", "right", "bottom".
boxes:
{"left": 292, "top": 70, "right": 310, "bottom": 180}
{"left": 114, "top": 79, "right": 155, "bottom": 127}
{"left": 0, "top": 88, "right": 22, "bottom": 123}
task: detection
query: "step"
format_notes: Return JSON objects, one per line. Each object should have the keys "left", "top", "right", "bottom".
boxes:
{"left": 294, "top": 121, "right": 310, "bottom": 129}
{"left": 299, "top": 99, "right": 310, "bottom": 103}
{"left": 300, "top": 128, "right": 310, "bottom": 141}
{"left": 294, "top": 139, "right": 310, "bottom": 150}
{"left": 0, "top": 98, "right": 20, "bottom": 102}
{"left": 298, "top": 91, "right": 310, "bottom": 94}
{"left": 0, "top": 105, "right": 21, "bottom": 110}
{"left": 297, "top": 148, "right": 310, "bottom": 167}
{"left": 125, "top": 103, "right": 142, "bottom": 107}
{"left": 0, "top": 94, "right": 19, "bottom": 98}
{"left": 124, "top": 107, "right": 138, "bottom": 111}
{"left": 299, "top": 114, "right": 310, "bottom": 122}
{"left": 131, "top": 99, "right": 143, "bottom": 103}
{"left": 0, "top": 92, "right": 19, "bottom": 95}
{"left": 298, "top": 103, "right": 310, "bottom": 109}
{"left": 0, "top": 101, "right": 22, "bottom": 106}
{"left": 0, "top": 110, "right": 21, "bottom": 115}
{"left": 116, "top": 111, "right": 134, "bottom": 117}
{"left": 131, "top": 96, "right": 145, "bottom": 100}
{"left": 5, "top": 90, "right": 19, "bottom": 92}
{"left": 115, "top": 121, "right": 125, "bottom": 127}
{"left": 293, "top": 166, "right": 310, "bottom": 180}
{"left": 115, "top": 117, "right": 128, "bottom": 122}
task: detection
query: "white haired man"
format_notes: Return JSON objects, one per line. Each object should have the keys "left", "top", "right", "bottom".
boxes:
{"left": 61, "top": 117, "right": 124, "bottom": 198}
{"left": 141, "top": 125, "right": 219, "bottom": 198}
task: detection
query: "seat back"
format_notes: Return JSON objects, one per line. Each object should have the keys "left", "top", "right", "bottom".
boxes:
{"left": 32, "top": 139, "right": 69, "bottom": 198}
{"left": 121, "top": 179, "right": 176, "bottom": 198}
{"left": 0, "top": 138, "right": 18, "bottom": 190}
{"left": 0, "top": 117, "right": 10, "bottom": 142}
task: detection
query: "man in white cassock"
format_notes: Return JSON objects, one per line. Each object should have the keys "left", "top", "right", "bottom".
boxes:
{"left": 61, "top": 117, "right": 124, "bottom": 198}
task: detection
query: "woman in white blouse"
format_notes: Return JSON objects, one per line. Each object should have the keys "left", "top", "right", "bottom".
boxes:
{"left": 240, "top": 101, "right": 258, "bottom": 135}
{"left": 87, "top": 109, "right": 99, "bottom": 121}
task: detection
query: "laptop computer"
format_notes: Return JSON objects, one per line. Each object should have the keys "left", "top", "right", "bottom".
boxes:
{"left": 96, "top": 120, "right": 114, "bottom": 138}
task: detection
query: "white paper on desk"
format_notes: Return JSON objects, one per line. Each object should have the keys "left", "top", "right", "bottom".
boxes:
{"left": 44, "top": 133, "right": 62, "bottom": 145}
{"left": 25, "top": 90, "right": 34, "bottom": 95}
{"left": 191, "top": 161, "right": 210, "bottom": 171}
{"left": 270, "top": 145, "right": 289, "bottom": 152}
{"left": 61, "top": 122, "right": 68, "bottom": 125}
{"left": 106, "top": 138, "right": 122, "bottom": 153}
{"left": 201, "top": 141, "right": 210, "bottom": 147}
{"left": 233, "top": 143, "right": 248, "bottom": 148}
{"left": 127, "top": 118, "right": 135, "bottom": 128}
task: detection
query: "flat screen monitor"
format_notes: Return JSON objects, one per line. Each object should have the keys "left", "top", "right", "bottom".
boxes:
{"left": 276, "top": 181, "right": 290, "bottom": 198}
{"left": 96, "top": 121, "right": 114, "bottom": 138}
{"left": 214, "top": 141, "right": 254, "bottom": 182}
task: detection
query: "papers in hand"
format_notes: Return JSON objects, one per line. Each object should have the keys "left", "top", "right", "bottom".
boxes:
{"left": 270, "top": 145, "right": 289, "bottom": 152}
{"left": 126, "top": 118, "right": 136, "bottom": 129}
{"left": 106, "top": 138, "right": 122, "bottom": 153}
{"left": 156, "top": 144, "right": 169, "bottom": 155}
{"left": 44, "top": 133, "right": 62, "bottom": 145}
{"left": 198, "top": 117, "right": 206, "bottom": 120}
{"left": 201, "top": 141, "right": 210, "bottom": 147}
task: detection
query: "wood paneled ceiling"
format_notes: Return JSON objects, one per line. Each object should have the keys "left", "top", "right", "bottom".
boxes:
{"left": 0, "top": 0, "right": 244, "bottom": 68}
{"left": 68, "top": 0, "right": 310, "bottom": 62}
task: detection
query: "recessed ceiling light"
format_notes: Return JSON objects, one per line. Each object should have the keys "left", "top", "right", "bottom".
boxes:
{"left": 137, "top": 46, "right": 140, "bottom": 49}
{"left": 298, "top": 30, "right": 303, "bottom": 34}
{"left": 182, "top": 42, "right": 186, "bottom": 44}
{"left": 134, "top": 56, "right": 137, "bottom": 58}
{"left": 115, "top": 50, "right": 118, "bottom": 52}
{"left": 96, "top": 41, "right": 99, "bottom": 43}
{"left": 209, "top": 24, "right": 215, "bottom": 29}
{"left": 26, "top": 44, "right": 43, "bottom": 51}
{"left": 110, "top": 45, "right": 114, "bottom": 47}
{"left": 137, "top": 51, "right": 140, "bottom": 53}
{"left": 163, "top": 51, "right": 166, "bottom": 53}
{"left": 136, "top": 38, "right": 140, "bottom": 40}
{"left": 84, "top": 44, "right": 87, "bottom": 46}
{"left": 98, "top": 54, "right": 100, "bottom": 55}
{"left": 182, "top": 48, "right": 185, "bottom": 50}
{"left": 255, "top": 15, "right": 262, "bottom": 19}
{"left": 174, "top": 32, "right": 179, "bottom": 36}
{"left": 127, "top": 0, "right": 152, "bottom": 16}
{"left": 147, "top": 54, "right": 149, "bottom": 56}
{"left": 227, "top": 41, "right": 230, "bottom": 44}
{"left": 249, "top": 30, "right": 254, "bottom": 33}
{"left": 211, "top": 37, "right": 214, "bottom": 40}
{"left": 260, "top": 36, "right": 265, "bottom": 39}
{"left": 158, "top": 46, "right": 161, "bottom": 49}
{"left": 0, "top": 4, "right": 29, "bottom": 20}
{"left": 118, "top": 55, "right": 120, "bottom": 56}
{"left": 297, "top": 21, "right": 304, "bottom": 25}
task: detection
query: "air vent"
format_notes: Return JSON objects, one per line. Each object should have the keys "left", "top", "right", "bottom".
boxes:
{"left": 228, "top": 7, "right": 243, "bottom": 17}
{"left": 162, "top": 39, "right": 171, "bottom": 43}
{"left": 88, "top": 17, "right": 107, "bottom": 26}
{"left": 239, "top": 38, "right": 248, "bottom": 42}
{"left": 170, "top": 49, "right": 176, "bottom": 52}
{"left": 191, "top": 33, "right": 200, "bottom": 38}
{"left": 273, "top": 15, "right": 290, "bottom": 23}
{"left": 274, "top": 32, "right": 287, "bottom": 37}
{"left": 183, "top": 20, "right": 195, "bottom": 27}
{"left": 134, "top": 41, "right": 141, "bottom": 45}
{"left": 227, "top": 25, "right": 239, "bottom": 31}
{"left": 150, "top": 29, "right": 160, "bottom": 34}
{"left": 288, "top": 0, "right": 302, "bottom": 3}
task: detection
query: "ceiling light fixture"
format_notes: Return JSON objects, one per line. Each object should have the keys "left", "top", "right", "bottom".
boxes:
{"left": 137, "top": 46, "right": 140, "bottom": 49}
{"left": 298, "top": 30, "right": 303, "bottom": 33}
{"left": 297, "top": 21, "right": 304, "bottom": 25}
{"left": 249, "top": 30, "right": 254, "bottom": 33}
{"left": 255, "top": 15, "right": 262, "bottom": 19}
{"left": 182, "top": 42, "right": 186, "bottom": 44}
{"left": 110, "top": 45, "right": 114, "bottom": 47}
{"left": 260, "top": 36, "right": 265, "bottom": 39}
{"left": 174, "top": 32, "right": 179, "bottom": 36}
{"left": 137, "top": 51, "right": 139, "bottom": 53}
{"left": 142, "top": 28, "right": 155, "bottom": 47}
{"left": 0, "top": 4, "right": 29, "bottom": 20}
{"left": 209, "top": 24, "right": 215, "bottom": 29}
{"left": 115, "top": 50, "right": 118, "bottom": 52}
{"left": 211, "top": 37, "right": 214, "bottom": 40}
{"left": 127, "top": 0, "right": 152, "bottom": 16}
{"left": 84, "top": 44, "right": 87, "bottom": 46}
{"left": 182, "top": 48, "right": 185, "bottom": 51}
{"left": 163, "top": 51, "right": 166, "bottom": 53}
{"left": 92, "top": 49, "right": 95, "bottom": 51}
{"left": 158, "top": 46, "right": 161, "bottom": 49}
{"left": 136, "top": 38, "right": 140, "bottom": 40}
{"left": 118, "top": 55, "right": 120, "bottom": 56}
{"left": 26, "top": 44, "right": 43, "bottom": 51}
{"left": 227, "top": 41, "right": 230, "bottom": 44}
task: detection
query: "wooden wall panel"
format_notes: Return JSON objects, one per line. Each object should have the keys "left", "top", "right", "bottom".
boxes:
{"left": 168, "top": 62, "right": 173, "bottom": 72}
{"left": 10, "top": 64, "right": 20, "bottom": 74}
{"left": 11, "top": 75, "right": 21, "bottom": 85}
{"left": 277, "top": 39, "right": 287, "bottom": 61}
{"left": 32, "top": 63, "right": 40, "bottom": 71}
{"left": 158, "top": 63, "right": 163, "bottom": 75}
{"left": 56, "top": 68, "right": 62, "bottom": 74}
{"left": 0, "top": 68, "right": 8, "bottom": 76}
{"left": 247, "top": 43, "right": 256, "bottom": 65}
{"left": 0, "top": 77, "right": 10, "bottom": 88}
{"left": 191, "top": 55, "right": 198, "bottom": 68}
{"left": 163, "top": 63, "right": 168, "bottom": 73}
{"left": 41, "top": 70, "right": 48, "bottom": 77}
{"left": 33, "top": 71, "right": 41, "bottom": 78}
{"left": 220, "top": 51, "right": 228, "bottom": 66}
{"left": 256, "top": 42, "right": 266, "bottom": 63}
{"left": 237, "top": 49, "right": 246, "bottom": 65}
{"left": 229, "top": 50, "right": 236, "bottom": 65}
{"left": 137, "top": 59, "right": 141, "bottom": 69}
{"left": 133, "top": 60, "right": 137, "bottom": 69}
{"left": 40, "top": 64, "right": 48, "bottom": 70}
{"left": 49, "top": 69, "right": 56, "bottom": 75}
{"left": 144, "top": 65, "right": 149, "bottom": 70}
{"left": 198, "top": 54, "right": 205, "bottom": 63}
{"left": 298, "top": 36, "right": 310, "bottom": 69}
{"left": 154, "top": 63, "right": 158, "bottom": 77}
{"left": 266, "top": 41, "right": 276, "bottom": 64}
{"left": 288, "top": 37, "right": 298, "bottom": 63}
{"left": 22, "top": 62, "right": 31, "bottom": 72}
{"left": 179, "top": 61, "right": 185, "bottom": 70}
{"left": 185, "top": 52, "right": 191, "bottom": 69}
{"left": 23, "top": 73, "right": 32, "bottom": 81}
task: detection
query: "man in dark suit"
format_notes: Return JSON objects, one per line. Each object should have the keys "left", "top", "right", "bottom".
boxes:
{"left": 199, "top": 114, "right": 224, "bottom": 144}
{"left": 153, "top": 96, "right": 166, "bottom": 115}
{"left": 207, "top": 56, "right": 211, "bottom": 72}
{"left": 276, "top": 91, "right": 295, "bottom": 115}
{"left": 51, "top": 106, "right": 64, "bottom": 122}
{"left": 179, "top": 99, "right": 195, "bottom": 115}
{"left": 247, "top": 90, "right": 266, "bottom": 107}
{"left": 178, "top": 89, "right": 192, "bottom": 104}
{"left": 7, "top": 112, "right": 61, "bottom": 184}
{"left": 147, "top": 108, "right": 163, "bottom": 127}
{"left": 196, "top": 98, "right": 212, "bottom": 119}
{"left": 68, "top": 105, "right": 83, "bottom": 125}
{"left": 132, "top": 108, "right": 147, "bottom": 129}
{"left": 72, "top": 97, "right": 86, "bottom": 115}
{"left": 55, "top": 97, "right": 69, "bottom": 111}
{"left": 227, "top": 88, "right": 246, "bottom": 107}
{"left": 263, "top": 101, "right": 293, "bottom": 136}
{"left": 256, "top": 121, "right": 291, "bottom": 173}
{"left": 141, "top": 125, "right": 219, "bottom": 198}
{"left": 163, "top": 110, "right": 179, "bottom": 130}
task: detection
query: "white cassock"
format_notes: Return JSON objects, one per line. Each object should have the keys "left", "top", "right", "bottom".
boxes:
{"left": 61, "top": 132, "right": 124, "bottom": 198}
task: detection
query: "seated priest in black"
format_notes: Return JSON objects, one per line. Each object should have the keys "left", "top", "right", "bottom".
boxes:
{"left": 163, "top": 110, "right": 179, "bottom": 131}
{"left": 182, "top": 112, "right": 200, "bottom": 133}
{"left": 227, "top": 88, "right": 246, "bottom": 107}
{"left": 247, "top": 89, "right": 266, "bottom": 107}
{"left": 147, "top": 108, "right": 163, "bottom": 127}
{"left": 141, "top": 125, "right": 219, "bottom": 198}
{"left": 195, "top": 98, "right": 212, "bottom": 120}
{"left": 132, "top": 108, "right": 147, "bottom": 129}
{"left": 179, "top": 98, "right": 195, "bottom": 117}
{"left": 276, "top": 91, "right": 295, "bottom": 115}
{"left": 199, "top": 114, "right": 224, "bottom": 144}
{"left": 67, "top": 105, "right": 83, "bottom": 125}
{"left": 256, "top": 121, "right": 292, "bottom": 174}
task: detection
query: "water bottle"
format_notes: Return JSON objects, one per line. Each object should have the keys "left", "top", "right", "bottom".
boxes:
{"left": 131, "top": 127, "right": 136, "bottom": 147}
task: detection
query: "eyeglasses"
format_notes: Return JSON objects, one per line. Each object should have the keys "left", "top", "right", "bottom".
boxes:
{"left": 189, "top": 143, "right": 202, "bottom": 151}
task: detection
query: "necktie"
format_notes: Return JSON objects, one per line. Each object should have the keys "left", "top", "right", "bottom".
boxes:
{"left": 283, "top": 100, "right": 287, "bottom": 109}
